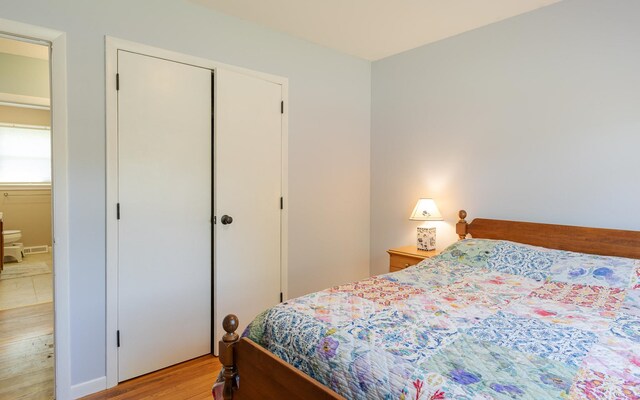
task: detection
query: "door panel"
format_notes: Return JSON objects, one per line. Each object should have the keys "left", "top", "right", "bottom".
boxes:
{"left": 117, "top": 50, "right": 211, "bottom": 381}
{"left": 214, "top": 68, "right": 282, "bottom": 349}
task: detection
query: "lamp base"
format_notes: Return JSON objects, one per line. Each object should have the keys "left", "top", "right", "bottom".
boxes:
{"left": 417, "top": 227, "right": 436, "bottom": 251}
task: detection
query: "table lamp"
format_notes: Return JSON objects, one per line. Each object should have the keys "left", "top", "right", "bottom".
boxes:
{"left": 409, "top": 198, "right": 443, "bottom": 251}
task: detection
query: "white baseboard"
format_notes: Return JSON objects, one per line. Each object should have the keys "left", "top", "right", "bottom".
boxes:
{"left": 71, "top": 376, "right": 106, "bottom": 399}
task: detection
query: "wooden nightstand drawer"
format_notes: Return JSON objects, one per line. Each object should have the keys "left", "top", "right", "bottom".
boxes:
{"left": 390, "top": 253, "right": 423, "bottom": 270}
{"left": 387, "top": 246, "right": 438, "bottom": 272}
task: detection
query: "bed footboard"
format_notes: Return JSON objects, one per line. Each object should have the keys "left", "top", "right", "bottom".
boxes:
{"left": 219, "top": 314, "right": 345, "bottom": 400}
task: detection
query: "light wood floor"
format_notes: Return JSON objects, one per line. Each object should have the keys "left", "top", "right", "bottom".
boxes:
{"left": 0, "top": 253, "right": 54, "bottom": 400}
{"left": 81, "top": 355, "right": 222, "bottom": 400}
{"left": 0, "top": 302, "right": 54, "bottom": 400}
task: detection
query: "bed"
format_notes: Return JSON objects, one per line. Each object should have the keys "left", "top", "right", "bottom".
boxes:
{"left": 214, "top": 210, "right": 640, "bottom": 399}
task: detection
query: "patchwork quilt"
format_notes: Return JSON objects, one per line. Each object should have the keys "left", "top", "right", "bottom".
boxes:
{"left": 243, "top": 239, "right": 640, "bottom": 399}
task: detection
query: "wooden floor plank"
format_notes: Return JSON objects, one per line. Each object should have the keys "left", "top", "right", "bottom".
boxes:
{"left": 81, "top": 355, "right": 221, "bottom": 400}
{"left": 0, "top": 302, "right": 53, "bottom": 346}
{"left": 0, "top": 302, "right": 54, "bottom": 400}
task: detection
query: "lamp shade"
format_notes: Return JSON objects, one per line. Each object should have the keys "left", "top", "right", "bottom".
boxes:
{"left": 409, "top": 198, "right": 443, "bottom": 221}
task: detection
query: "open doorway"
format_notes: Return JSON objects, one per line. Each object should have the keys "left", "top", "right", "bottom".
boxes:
{"left": 0, "top": 35, "right": 54, "bottom": 399}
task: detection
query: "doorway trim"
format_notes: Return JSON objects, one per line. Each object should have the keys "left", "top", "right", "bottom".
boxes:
{"left": 105, "top": 36, "right": 289, "bottom": 388}
{"left": 0, "top": 18, "right": 70, "bottom": 400}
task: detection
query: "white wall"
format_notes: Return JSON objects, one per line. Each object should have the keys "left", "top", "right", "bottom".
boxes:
{"left": 371, "top": 0, "right": 640, "bottom": 275}
{"left": 0, "top": 0, "right": 371, "bottom": 387}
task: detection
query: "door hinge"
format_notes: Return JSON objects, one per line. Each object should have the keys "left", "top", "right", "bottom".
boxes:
{"left": 117, "top": 203, "right": 121, "bottom": 220}
{"left": 281, "top": 100, "right": 284, "bottom": 114}
{"left": 280, "top": 197, "right": 283, "bottom": 210}
{"left": 116, "top": 73, "right": 120, "bottom": 90}
{"left": 280, "top": 292, "right": 283, "bottom": 302}
{"left": 213, "top": 216, "right": 217, "bottom": 224}
{"left": 117, "top": 330, "right": 120, "bottom": 347}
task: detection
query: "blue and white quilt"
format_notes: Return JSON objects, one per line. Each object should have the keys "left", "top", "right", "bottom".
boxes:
{"left": 241, "top": 239, "right": 640, "bottom": 399}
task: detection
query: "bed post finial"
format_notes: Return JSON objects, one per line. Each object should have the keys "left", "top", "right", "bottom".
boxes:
{"left": 220, "top": 314, "right": 240, "bottom": 400}
{"left": 456, "top": 210, "right": 469, "bottom": 240}
{"left": 223, "top": 314, "right": 239, "bottom": 342}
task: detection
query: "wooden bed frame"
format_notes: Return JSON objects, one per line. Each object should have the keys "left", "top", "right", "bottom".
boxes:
{"left": 218, "top": 209, "right": 640, "bottom": 399}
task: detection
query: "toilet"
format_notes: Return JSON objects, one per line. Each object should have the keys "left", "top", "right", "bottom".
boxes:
{"left": 3, "top": 229, "right": 24, "bottom": 263}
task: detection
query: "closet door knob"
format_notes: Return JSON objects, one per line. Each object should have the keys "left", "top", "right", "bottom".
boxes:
{"left": 220, "top": 215, "right": 233, "bottom": 225}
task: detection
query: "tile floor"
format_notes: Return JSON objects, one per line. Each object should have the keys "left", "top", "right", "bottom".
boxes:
{"left": 0, "top": 252, "right": 53, "bottom": 311}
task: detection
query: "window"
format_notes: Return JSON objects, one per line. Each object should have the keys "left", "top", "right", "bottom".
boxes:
{"left": 0, "top": 125, "right": 51, "bottom": 183}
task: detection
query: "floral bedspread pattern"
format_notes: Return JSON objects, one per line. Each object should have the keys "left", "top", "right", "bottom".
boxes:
{"left": 242, "top": 239, "right": 640, "bottom": 399}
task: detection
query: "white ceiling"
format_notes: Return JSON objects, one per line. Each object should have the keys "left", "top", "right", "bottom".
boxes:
{"left": 194, "top": 0, "right": 561, "bottom": 60}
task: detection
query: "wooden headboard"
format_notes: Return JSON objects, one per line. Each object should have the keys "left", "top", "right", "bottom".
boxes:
{"left": 456, "top": 210, "right": 640, "bottom": 259}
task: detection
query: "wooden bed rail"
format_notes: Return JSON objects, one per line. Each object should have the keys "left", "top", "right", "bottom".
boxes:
{"left": 456, "top": 209, "right": 640, "bottom": 259}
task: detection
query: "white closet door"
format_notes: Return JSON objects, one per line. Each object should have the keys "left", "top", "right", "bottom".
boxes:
{"left": 117, "top": 50, "right": 211, "bottom": 381}
{"left": 214, "top": 68, "right": 282, "bottom": 349}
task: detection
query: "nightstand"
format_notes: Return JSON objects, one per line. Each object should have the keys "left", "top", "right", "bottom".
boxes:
{"left": 387, "top": 246, "right": 438, "bottom": 272}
